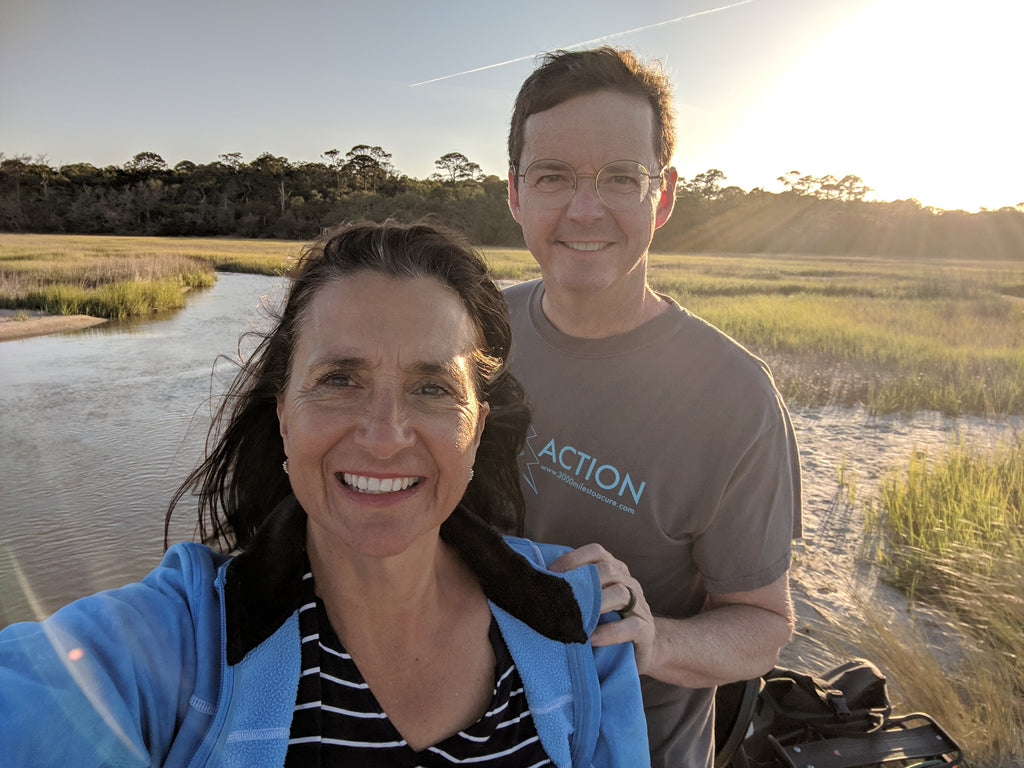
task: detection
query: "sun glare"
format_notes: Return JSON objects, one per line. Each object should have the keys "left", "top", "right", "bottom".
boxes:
{"left": 720, "top": 0, "right": 1023, "bottom": 211}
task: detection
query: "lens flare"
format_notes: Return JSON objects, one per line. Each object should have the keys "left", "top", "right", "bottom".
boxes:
{"left": 2, "top": 546, "right": 146, "bottom": 761}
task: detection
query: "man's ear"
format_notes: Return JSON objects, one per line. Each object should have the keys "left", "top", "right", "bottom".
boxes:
{"left": 507, "top": 170, "right": 522, "bottom": 224}
{"left": 655, "top": 167, "right": 678, "bottom": 229}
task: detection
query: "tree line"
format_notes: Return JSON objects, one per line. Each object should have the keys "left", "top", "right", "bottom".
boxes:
{"left": 1, "top": 149, "right": 1022, "bottom": 260}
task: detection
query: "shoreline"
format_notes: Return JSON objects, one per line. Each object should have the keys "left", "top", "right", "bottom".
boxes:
{"left": 0, "top": 309, "right": 107, "bottom": 342}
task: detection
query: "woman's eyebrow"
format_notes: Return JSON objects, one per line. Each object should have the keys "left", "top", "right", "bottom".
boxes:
{"left": 309, "top": 354, "right": 364, "bottom": 371}
{"left": 408, "top": 359, "right": 470, "bottom": 381}
{"left": 309, "top": 355, "right": 468, "bottom": 379}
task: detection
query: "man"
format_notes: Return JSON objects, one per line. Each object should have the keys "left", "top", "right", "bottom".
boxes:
{"left": 504, "top": 47, "right": 802, "bottom": 767}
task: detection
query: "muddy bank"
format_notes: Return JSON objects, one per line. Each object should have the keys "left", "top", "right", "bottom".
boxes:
{"left": 0, "top": 309, "right": 107, "bottom": 342}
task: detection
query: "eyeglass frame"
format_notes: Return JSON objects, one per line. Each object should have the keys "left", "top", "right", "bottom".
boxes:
{"left": 511, "top": 159, "right": 668, "bottom": 211}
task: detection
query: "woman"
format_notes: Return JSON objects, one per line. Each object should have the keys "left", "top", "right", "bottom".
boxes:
{"left": 0, "top": 220, "right": 649, "bottom": 767}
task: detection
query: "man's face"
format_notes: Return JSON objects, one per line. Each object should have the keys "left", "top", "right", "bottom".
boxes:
{"left": 508, "top": 89, "right": 676, "bottom": 300}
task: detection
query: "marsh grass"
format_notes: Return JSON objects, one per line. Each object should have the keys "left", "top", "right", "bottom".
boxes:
{"left": 866, "top": 438, "right": 1024, "bottom": 653}
{"left": 811, "top": 591, "right": 1024, "bottom": 766}
{"left": 4, "top": 236, "right": 1023, "bottom": 416}
{"left": 479, "top": 247, "right": 543, "bottom": 282}
{"left": 648, "top": 255, "right": 1024, "bottom": 417}
{"left": 834, "top": 438, "right": 1024, "bottom": 765}
{"left": 0, "top": 233, "right": 297, "bottom": 318}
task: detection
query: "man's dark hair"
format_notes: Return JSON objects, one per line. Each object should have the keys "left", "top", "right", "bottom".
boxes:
{"left": 508, "top": 46, "right": 677, "bottom": 178}
{"left": 167, "top": 219, "right": 530, "bottom": 551}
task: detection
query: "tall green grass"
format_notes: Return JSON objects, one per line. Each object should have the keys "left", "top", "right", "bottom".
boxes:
{"left": 865, "top": 437, "right": 1024, "bottom": 639}
{"left": 688, "top": 292, "right": 1024, "bottom": 415}
{"left": 0, "top": 233, "right": 299, "bottom": 275}
{"left": 0, "top": 233, "right": 296, "bottom": 318}
{"left": 811, "top": 587, "right": 1024, "bottom": 765}
{"left": 479, "top": 247, "right": 543, "bottom": 282}
{"left": 19, "top": 279, "right": 203, "bottom": 319}
{"left": 848, "top": 438, "right": 1024, "bottom": 764}
{"left": 646, "top": 254, "right": 1024, "bottom": 417}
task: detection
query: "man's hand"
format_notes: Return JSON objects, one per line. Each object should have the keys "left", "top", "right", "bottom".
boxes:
{"left": 550, "top": 542, "right": 794, "bottom": 688}
{"left": 549, "top": 543, "right": 659, "bottom": 674}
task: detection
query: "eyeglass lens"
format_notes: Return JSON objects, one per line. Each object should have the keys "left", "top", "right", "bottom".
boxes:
{"left": 522, "top": 160, "right": 654, "bottom": 210}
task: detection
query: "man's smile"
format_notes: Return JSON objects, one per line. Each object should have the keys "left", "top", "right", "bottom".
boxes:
{"left": 563, "top": 241, "right": 610, "bottom": 252}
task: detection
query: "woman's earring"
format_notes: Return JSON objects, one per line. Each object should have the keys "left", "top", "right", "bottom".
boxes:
{"left": 469, "top": 468, "right": 475, "bottom": 481}
{"left": 282, "top": 459, "right": 289, "bottom": 475}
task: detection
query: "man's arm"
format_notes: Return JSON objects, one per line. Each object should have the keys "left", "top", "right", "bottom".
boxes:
{"left": 644, "top": 576, "right": 793, "bottom": 688}
{"left": 550, "top": 544, "right": 794, "bottom": 688}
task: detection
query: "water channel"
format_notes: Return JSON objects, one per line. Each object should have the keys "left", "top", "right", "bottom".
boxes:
{"left": 1, "top": 273, "right": 1020, "bottom": 628}
{"left": 0, "top": 273, "right": 287, "bottom": 625}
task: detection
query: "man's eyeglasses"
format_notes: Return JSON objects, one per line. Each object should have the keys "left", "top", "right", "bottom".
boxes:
{"left": 514, "top": 159, "right": 665, "bottom": 211}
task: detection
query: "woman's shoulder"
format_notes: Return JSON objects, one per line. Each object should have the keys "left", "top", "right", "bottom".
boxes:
{"left": 502, "top": 534, "right": 572, "bottom": 569}
{"left": 150, "top": 541, "right": 231, "bottom": 594}
{"left": 501, "top": 534, "right": 601, "bottom": 633}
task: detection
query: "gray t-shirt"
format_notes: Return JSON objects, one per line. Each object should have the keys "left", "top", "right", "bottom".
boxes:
{"left": 505, "top": 280, "right": 802, "bottom": 768}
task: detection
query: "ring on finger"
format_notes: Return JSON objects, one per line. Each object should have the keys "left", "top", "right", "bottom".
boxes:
{"left": 621, "top": 585, "right": 637, "bottom": 617}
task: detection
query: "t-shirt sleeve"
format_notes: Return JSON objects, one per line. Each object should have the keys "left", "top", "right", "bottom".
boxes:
{"left": 693, "top": 389, "right": 801, "bottom": 594}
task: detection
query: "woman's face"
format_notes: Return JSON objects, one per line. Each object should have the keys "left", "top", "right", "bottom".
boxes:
{"left": 277, "top": 271, "right": 489, "bottom": 559}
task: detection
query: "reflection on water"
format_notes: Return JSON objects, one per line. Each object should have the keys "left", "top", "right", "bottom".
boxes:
{"left": 0, "top": 273, "right": 287, "bottom": 626}
{"left": 1, "top": 273, "right": 1021, "bottom": 628}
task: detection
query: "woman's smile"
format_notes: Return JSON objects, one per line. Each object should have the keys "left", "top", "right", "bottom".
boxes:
{"left": 340, "top": 472, "right": 422, "bottom": 494}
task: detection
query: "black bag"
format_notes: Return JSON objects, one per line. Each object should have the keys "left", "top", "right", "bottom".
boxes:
{"left": 747, "top": 659, "right": 891, "bottom": 748}
{"left": 719, "top": 659, "right": 964, "bottom": 768}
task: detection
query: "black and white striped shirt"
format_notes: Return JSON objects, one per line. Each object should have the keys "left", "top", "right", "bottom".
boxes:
{"left": 285, "top": 570, "right": 552, "bottom": 767}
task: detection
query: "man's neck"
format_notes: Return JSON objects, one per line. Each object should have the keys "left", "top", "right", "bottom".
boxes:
{"left": 540, "top": 282, "right": 668, "bottom": 339}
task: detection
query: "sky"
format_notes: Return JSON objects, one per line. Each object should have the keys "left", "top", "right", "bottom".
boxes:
{"left": 1, "top": 0, "right": 1021, "bottom": 213}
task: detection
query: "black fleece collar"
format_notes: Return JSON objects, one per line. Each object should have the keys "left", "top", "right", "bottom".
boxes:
{"left": 223, "top": 495, "right": 587, "bottom": 665}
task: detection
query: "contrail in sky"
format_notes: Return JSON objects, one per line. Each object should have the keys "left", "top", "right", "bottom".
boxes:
{"left": 410, "top": 0, "right": 756, "bottom": 87}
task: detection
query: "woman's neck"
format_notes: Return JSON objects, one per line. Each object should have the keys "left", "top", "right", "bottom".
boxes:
{"left": 305, "top": 526, "right": 495, "bottom": 751}
{"left": 308, "top": 531, "right": 456, "bottom": 633}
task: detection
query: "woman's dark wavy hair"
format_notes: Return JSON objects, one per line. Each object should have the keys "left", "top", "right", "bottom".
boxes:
{"left": 166, "top": 219, "right": 531, "bottom": 552}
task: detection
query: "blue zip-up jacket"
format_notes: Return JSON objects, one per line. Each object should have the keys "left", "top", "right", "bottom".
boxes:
{"left": 0, "top": 497, "right": 650, "bottom": 767}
